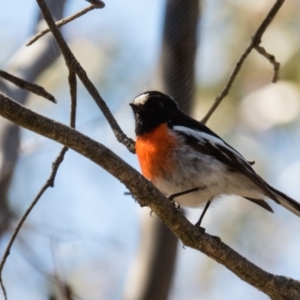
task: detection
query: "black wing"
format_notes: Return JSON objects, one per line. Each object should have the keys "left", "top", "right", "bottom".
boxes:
{"left": 171, "top": 123, "right": 280, "bottom": 204}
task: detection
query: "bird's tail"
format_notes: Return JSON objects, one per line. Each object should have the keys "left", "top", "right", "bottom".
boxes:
{"left": 267, "top": 184, "right": 300, "bottom": 218}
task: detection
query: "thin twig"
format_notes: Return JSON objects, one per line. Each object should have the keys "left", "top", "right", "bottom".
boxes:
{"left": 0, "top": 147, "right": 68, "bottom": 300}
{"left": 26, "top": 4, "right": 104, "bottom": 46}
{"left": 0, "top": 70, "right": 56, "bottom": 103}
{"left": 201, "top": 43, "right": 253, "bottom": 124}
{"left": 35, "top": 0, "right": 135, "bottom": 153}
{"left": 85, "top": 0, "right": 105, "bottom": 7}
{"left": 201, "top": 0, "right": 284, "bottom": 124}
{"left": 255, "top": 45, "right": 280, "bottom": 82}
{"left": 68, "top": 71, "right": 77, "bottom": 128}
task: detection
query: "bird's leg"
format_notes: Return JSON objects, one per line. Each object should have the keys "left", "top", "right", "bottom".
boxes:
{"left": 167, "top": 187, "right": 200, "bottom": 201}
{"left": 167, "top": 187, "right": 200, "bottom": 211}
{"left": 167, "top": 187, "right": 203, "bottom": 212}
{"left": 195, "top": 200, "right": 211, "bottom": 227}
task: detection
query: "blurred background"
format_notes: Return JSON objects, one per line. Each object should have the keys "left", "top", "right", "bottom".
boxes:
{"left": 0, "top": 0, "right": 300, "bottom": 299}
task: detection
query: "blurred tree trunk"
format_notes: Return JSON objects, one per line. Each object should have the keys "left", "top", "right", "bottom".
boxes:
{"left": 0, "top": 0, "right": 66, "bottom": 233}
{"left": 161, "top": 0, "right": 199, "bottom": 112}
{"left": 124, "top": 1, "right": 199, "bottom": 299}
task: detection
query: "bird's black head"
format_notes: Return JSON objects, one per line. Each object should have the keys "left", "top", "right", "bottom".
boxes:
{"left": 130, "top": 91, "right": 179, "bottom": 136}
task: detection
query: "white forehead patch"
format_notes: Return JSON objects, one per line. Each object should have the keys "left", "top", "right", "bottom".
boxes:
{"left": 133, "top": 93, "right": 149, "bottom": 105}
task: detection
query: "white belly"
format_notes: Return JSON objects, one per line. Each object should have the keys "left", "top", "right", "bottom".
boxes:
{"left": 153, "top": 144, "right": 264, "bottom": 208}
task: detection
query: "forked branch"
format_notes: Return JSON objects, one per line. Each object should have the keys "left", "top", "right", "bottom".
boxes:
{"left": 26, "top": 3, "right": 104, "bottom": 46}
{"left": 35, "top": 0, "right": 135, "bottom": 153}
{"left": 201, "top": 0, "right": 284, "bottom": 124}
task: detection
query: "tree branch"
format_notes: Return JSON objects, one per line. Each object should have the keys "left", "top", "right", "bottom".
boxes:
{"left": 201, "top": 0, "right": 284, "bottom": 124}
{"left": 0, "top": 70, "right": 56, "bottom": 103}
{"left": 255, "top": 45, "right": 280, "bottom": 82}
{"left": 68, "top": 71, "right": 77, "bottom": 128}
{"left": 35, "top": 0, "right": 135, "bottom": 153}
{"left": 26, "top": 4, "right": 104, "bottom": 46}
{"left": 1, "top": 93, "right": 300, "bottom": 299}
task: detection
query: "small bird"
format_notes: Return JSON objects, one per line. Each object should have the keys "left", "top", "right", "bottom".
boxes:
{"left": 130, "top": 91, "right": 300, "bottom": 226}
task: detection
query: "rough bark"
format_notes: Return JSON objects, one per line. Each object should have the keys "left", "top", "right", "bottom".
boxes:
{"left": 1, "top": 93, "right": 300, "bottom": 300}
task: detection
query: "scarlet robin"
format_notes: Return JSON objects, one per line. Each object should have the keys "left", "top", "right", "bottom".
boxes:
{"left": 130, "top": 91, "right": 300, "bottom": 226}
